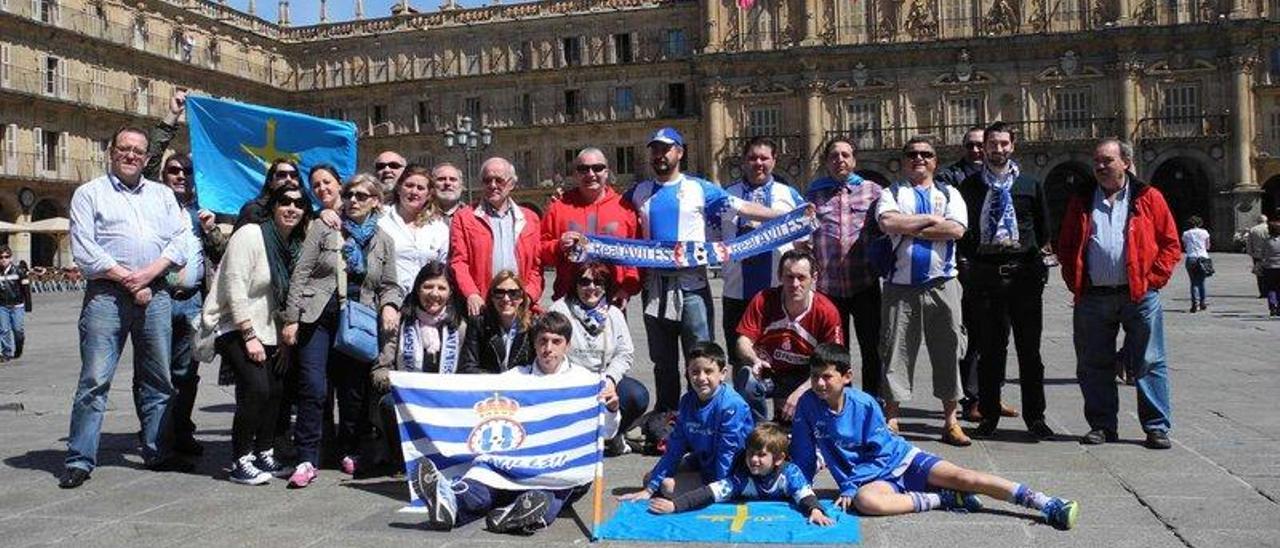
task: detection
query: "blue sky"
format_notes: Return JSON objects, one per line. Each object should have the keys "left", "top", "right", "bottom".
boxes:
{"left": 222, "top": 1, "right": 529, "bottom": 25}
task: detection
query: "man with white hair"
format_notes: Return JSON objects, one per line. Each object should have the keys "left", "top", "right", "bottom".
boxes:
{"left": 449, "top": 157, "right": 543, "bottom": 316}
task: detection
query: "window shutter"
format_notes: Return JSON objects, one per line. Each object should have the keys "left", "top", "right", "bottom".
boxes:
{"left": 34, "top": 127, "right": 45, "bottom": 175}
{"left": 58, "top": 131, "right": 68, "bottom": 177}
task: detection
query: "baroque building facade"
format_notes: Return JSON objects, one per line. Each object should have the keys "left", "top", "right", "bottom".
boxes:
{"left": 3, "top": 0, "right": 1280, "bottom": 267}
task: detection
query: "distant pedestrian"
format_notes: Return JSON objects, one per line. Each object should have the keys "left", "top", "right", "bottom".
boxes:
{"left": 0, "top": 246, "right": 28, "bottom": 362}
{"left": 1256, "top": 211, "right": 1280, "bottom": 317}
{"left": 1181, "top": 216, "right": 1211, "bottom": 313}
{"left": 1245, "top": 215, "right": 1270, "bottom": 298}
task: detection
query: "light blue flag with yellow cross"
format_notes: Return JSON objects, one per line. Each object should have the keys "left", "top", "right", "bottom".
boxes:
{"left": 186, "top": 95, "right": 357, "bottom": 215}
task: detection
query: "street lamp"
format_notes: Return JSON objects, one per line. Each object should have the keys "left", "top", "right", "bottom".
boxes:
{"left": 443, "top": 116, "right": 493, "bottom": 203}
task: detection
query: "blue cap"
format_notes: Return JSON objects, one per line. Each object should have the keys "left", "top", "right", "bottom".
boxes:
{"left": 647, "top": 127, "right": 684, "bottom": 148}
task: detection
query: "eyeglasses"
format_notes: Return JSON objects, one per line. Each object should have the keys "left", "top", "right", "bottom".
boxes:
{"left": 0, "top": 255, "right": 10, "bottom": 259}
{"left": 274, "top": 169, "right": 299, "bottom": 180}
{"left": 963, "top": 142, "right": 984, "bottom": 150}
{"left": 375, "top": 161, "right": 404, "bottom": 171}
{"left": 904, "top": 150, "right": 936, "bottom": 160}
{"left": 113, "top": 146, "right": 148, "bottom": 157}
{"left": 491, "top": 287, "right": 523, "bottom": 300}
{"left": 576, "top": 277, "right": 604, "bottom": 288}
{"left": 342, "top": 190, "right": 376, "bottom": 202}
{"left": 277, "top": 197, "right": 307, "bottom": 209}
{"left": 575, "top": 164, "right": 608, "bottom": 174}
{"left": 164, "top": 166, "right": 192, "bottom": 176}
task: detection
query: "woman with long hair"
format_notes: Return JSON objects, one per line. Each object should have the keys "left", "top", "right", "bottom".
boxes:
{"left": 234, "top": 158, "right": 301, "bottom": 229}
{"left": 379, "top": 163, "right": 450, "bottom": 295}
{"left": 281, "top": 173, "right": 402, "bottom": 487}
{"left": 370, "top": 261, "right": 475, "bottom": 473}
{"left": 548, "top": 262, "right": 649, "bottom": 456}
{"left": 308, "top": 163, "right": 344, "bottom": 213}
{"left": 460, "top": 270, "right": 535, "bottom": 374}
{"left": 199, "top": 185, "right": 312, "bottom": 484}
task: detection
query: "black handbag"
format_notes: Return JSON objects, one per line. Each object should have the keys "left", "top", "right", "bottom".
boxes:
{"left": 1197, "top": 257, "right": 1215, "bottom": 277}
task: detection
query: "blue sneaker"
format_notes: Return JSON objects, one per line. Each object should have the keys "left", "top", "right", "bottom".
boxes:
{"left": 229, "top": 454, "right": 270, "bottom": 486}
{"left": 414, "top": 458, "right": 457, "bottom": 530}
{"left": 939, "top": 490, "right": 983, "bottom": 512}
{"left": 254, "top": 449, "right": 290, "bottom": 478}
{"left": 1043, "top": 497, "right": 1079, "bottom": 530}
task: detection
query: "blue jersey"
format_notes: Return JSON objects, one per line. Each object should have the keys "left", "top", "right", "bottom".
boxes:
{"left": 708, "top": 461, "right": 816, "bottom": 505}
{"left": 719, "top": 178, "right": 805, "bottom": 301}
{"left": 791, "top": 387, "right": 915, "bottom": 497}
{"left": 646, "top": 385, "right": 754, "bottom": 493}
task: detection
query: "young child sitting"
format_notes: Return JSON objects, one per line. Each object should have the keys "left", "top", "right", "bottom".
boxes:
{"left": 790, "top": 343, "right": 1079, "bottom": 530}
{"left": 621, "top": 342, "right": 754, "bottom": 501}
{"left": 416, "top": 311, "right": 621, "bottom": 535}
{"left": 647, "top": 422, "right": 834, "bottom": 526}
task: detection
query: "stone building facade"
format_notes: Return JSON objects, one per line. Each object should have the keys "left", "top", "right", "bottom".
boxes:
{"left": 3, "top": 0, "right": 1280, "bottom": 266}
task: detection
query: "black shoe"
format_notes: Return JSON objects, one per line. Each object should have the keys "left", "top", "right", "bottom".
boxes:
{"left": 1027, "top": 421, "right": 1056, "bottom": 440}
{"left": 486, "top": 490, "right": 551, "bottom": 534}
{"left": 174, "top": 437, "right": 205, "bottom": 456}
{"left": 1144, "top": 430, "right": 1172, "bottom": 450}
{"left": 604, "top": 433, "right": 632, "bottom": 457}
{"left": 145, "top": 456, "right": 195, "bottom": 473}
{"left": 970, "top": 419, "right": 998, "bottom": 438}
{"left": 58, "top": 467, "right": 91, "bottom": 489}
{"left": 1079, "top": 428, "right": 1118, "bottom": 445}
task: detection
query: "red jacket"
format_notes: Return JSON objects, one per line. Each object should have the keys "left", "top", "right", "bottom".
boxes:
{"left": 450, "top": 202, "right": 543, "bottom": 303}
{"left": 1057, "top": 176, "right": 1182, "bottom": 303}
{"left": 538, "top": 186, "right": 641, "bottom": 301}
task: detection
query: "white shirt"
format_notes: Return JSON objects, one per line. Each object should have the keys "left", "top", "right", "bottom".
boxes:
{"left": 377, "top": 206, "right": 450, "bottom": 294}
{"left": 1181, "top": 227, "right": 1210, "bottom": 259}
{"left": 720, "top": 178, "right": 804, "bottom": 301}
{"left": 506, "top": 360, "right": 620, "bottom": 439}
{"left": 875, "top": 182, "right": 968, "bottom": 286}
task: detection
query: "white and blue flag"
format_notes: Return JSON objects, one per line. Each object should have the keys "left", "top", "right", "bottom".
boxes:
{"left": 389, "top": 371, "right": 607, "bottom": 513}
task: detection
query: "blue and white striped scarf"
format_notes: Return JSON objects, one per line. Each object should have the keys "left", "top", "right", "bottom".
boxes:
{"left": 980, "top": 160, "right": 1020, "bottom": 247}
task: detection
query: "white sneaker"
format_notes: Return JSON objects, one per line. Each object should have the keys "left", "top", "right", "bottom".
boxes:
{"left": 229, "top": 454, "right": 270, "bottom": 485}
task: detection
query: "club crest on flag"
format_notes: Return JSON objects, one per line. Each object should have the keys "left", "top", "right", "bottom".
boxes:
{"left": 467, "top": 392, "right": 526, "bottom": 454}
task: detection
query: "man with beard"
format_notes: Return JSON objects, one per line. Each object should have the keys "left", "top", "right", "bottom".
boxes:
{"left": 957, "top": 122, "right": 1053, "bottom": 440}
{"left": 374, "top": 151, "right": 407, "bottom": 201}
{"left": 431, "top": 162, "right": 466, "bottom": 226}
{"left": 720, "top": 137, "right": 805, "bottom": 365}
{"left": 623, "top": 127, "right": 784, "bottom": 412}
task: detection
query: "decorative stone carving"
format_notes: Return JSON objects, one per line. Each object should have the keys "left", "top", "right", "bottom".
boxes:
{"left": 1060, "top": 50, "right": 1079, "bottom": 76}
{"left": 852, "top": 62, "right": 869, "bottom": 87}
{"left": 984, "top": 0, "right": 1019, "bottom": 35}
{"left": 821, "top": 0, "right": 838, "bottom": 45}
{"left": 1093, "top": 0, "right": 1119, "bottom": 26}
{"left": 873, "top": 0, "right": 898, "bottom": 42}
{"left": 705, "top": 78, "right": 731, "bottom": 101}
{"left": 905, "top": 0, "right": 938, "bottom": 40}
{"left": 1028, "top": 0, "right": 1050, "bottom": 32}
{"left": 1133, "top": 0, "right": 1156, "bottom": 25}
{"left": 956, "top": 49, "right": 974, "bottom": 82}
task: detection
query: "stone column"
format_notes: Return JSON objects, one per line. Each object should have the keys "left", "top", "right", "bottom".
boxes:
{"left": 803, "top": 77, "right": 827, "bottom": 183}
{"left": 11, "top": 213, "right": 31, "bottom": 267}
{"left": 704, "top": 80, "right": 729, "bottom": 183}
{"left": 1229, "top": 54, "right": 1258, "bottom": 192}
{"left": 704, "top": 0, "right": 722, "bottom": 53}
{"left": 802, "top": 0, "right": 822, "bottom": 45}
{"left": 1117, "top": 55, "right": 1142, "bottom": 142}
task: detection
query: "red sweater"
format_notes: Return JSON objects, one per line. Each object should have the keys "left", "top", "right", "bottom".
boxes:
{"left": 1057, "top": 177, "right": 1182, "bottom": 304}
{"left": 449, "top": 202, "right": 543, "bottom": 303}
{"left": 538, "top": 186, "right": 641, "bottom": 301}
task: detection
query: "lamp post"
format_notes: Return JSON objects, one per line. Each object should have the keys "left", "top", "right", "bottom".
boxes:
{"left": 443, "top": 116, "right": 492, "bottom": 204}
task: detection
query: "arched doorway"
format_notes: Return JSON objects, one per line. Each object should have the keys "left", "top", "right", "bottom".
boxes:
{"left": 1262, "top": 175, "right": 1280, "bottom": 219}
{"left": 856, "top": 169, "right": 891, "bottom": 187}
{"left": 1149, "top": 157, "right": 1212, "bottom": 231}
{"left": 30, "top": 199, "right": 63, "bottom": 267}
{"left": 1044, "top": 161, "right": 1095, "bottom": 238}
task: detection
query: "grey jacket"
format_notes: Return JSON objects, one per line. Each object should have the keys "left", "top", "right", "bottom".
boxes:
{"left": 283, "top": 220, "right": 402, "bottom": 325}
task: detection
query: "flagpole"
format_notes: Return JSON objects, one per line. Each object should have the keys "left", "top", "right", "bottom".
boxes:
{"left": 590, "top": 313, "right": 610, "bottom": 540}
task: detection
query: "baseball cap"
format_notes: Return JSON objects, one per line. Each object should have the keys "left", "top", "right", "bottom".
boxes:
{"left": 647, "top": 127, "right": 684, "bottom": 148}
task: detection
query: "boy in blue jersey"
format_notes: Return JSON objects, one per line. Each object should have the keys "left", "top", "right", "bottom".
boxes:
{"left": 791, "top": 343, "right": 1079, "bottom": 530}
{"left": 647, "top": 422, "right": 834, "bottom": 526}
{"left": 621, "top": 342, "right": 755, "bottom": 501}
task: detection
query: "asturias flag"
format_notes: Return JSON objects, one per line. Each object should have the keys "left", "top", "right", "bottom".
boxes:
{"left": 186, "top": 95, "right": 357, "bottom": 214}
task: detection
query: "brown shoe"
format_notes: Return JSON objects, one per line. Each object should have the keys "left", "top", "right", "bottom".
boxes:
{"left": 942, "top": 423, "right": 972, "bottom": 447}
{"left": 1000, "top": 403, "right": 1020, "bottom": 418}
{"left": 963, "top": 404, "right": 983, "bottom": 423}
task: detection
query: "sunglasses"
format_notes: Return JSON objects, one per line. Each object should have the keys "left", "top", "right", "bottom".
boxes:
{"left": 277, "top": 197, "right": 307, "bottom": 209}
{"left": 905, "top": 150, "right": 936, "bottom": 160}
{"left": 576, "top": 277, "right": 604, "bottom": 288}
{"left": 0, "top": 255, "right": 10, "bottom": 259}
{"left": 375, "top": 162, "right": 404, "bottom": 171}
{"left": 165, "top": 166, "right": 192, "bottom": 175}
{"left": 575, "top": 164, "right": 608, "bottom": 174}
{"left": 274, "top": 169, "right": 299, "bottom": 180}
{"left": 491, "top": 288, "right": 523, "bottom": 300}
{"left": 342, "top": 190, "right": 377, "bottom": 202}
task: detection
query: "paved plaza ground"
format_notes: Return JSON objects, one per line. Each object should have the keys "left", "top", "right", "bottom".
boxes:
{"left": 1, "top": 253, "right": 1278, "bottom": 547}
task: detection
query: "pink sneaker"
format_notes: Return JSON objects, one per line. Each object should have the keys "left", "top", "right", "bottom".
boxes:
{"left": 288, "top": 462, "right": 317, "bottom": 489}
{"left": 340, "top": 455, "right": 358, "bottom": 476}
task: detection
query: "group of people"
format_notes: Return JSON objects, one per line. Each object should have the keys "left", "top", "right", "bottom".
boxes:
{"left": 57, "top": 88, "right": 1193, "bottom": 535}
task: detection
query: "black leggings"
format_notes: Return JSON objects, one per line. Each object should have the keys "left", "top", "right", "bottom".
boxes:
{"left": 218, "top": 332, "right": 284, "bottom": 458}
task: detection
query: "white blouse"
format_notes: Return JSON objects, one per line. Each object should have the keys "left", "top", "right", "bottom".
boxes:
{"left": 378, "top": 206, "right": 450, "bottom": 294}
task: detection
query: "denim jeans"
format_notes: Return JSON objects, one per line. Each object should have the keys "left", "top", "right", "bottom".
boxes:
{"left": 0, "top": 304, "right": 25, "bottom": 358}
{"left": 167, "top": 292, "right": 202, "bottom": 443}
{"left": 1073, "top": 289, "right": 1172, "bottom": 434}
{"left": 615, "top": 375, "right": 651, "bottom": 435}
{"left": 296, "top": 313, "right": 372, "bottom": 465}
{"left": 66, "top": 282, "right": 174, "bottom": 472}
{"left": 1185, "top": 260, "right": 1207, "bottom": 305}
{"left": 643, "top": 286, "right": 713, "bottom": 412}
{"left": 455, "top": 478, "right": 590, "bottom": 528}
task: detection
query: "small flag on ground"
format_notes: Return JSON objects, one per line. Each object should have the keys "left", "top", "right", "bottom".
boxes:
{"left": 389, "top": 371, "right": 605, "bottom": 513}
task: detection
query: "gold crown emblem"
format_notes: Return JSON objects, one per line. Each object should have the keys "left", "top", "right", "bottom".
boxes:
{"left": 474, "top": 392, "right": 520, "bottom": 419}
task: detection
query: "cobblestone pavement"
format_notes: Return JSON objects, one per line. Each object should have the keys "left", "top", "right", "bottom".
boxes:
{"left": 1, "top": 253, "right": 1277, "bottom": 547}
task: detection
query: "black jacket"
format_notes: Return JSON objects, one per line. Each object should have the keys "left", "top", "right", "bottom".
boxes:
{"left": 459, "top": 313, "right": 534, "bottom": 374}
{"left": 957, "top": 168, "right": 1050, "bottom": 260}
